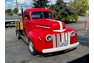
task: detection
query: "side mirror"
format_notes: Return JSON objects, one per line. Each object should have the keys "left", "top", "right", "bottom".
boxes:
{"left": 25, "top": 17, "right": 30, "bottom": 20}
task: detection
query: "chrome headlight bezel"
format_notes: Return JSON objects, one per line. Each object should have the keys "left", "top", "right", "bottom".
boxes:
{"left": 46, "top": 34, "right": 52, "bottom": 42}
{"left": 70, "top": 31, "right": 76, "bottom": 37}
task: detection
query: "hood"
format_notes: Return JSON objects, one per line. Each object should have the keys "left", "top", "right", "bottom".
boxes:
{"left": 32, "top": 19, "right": 66, "bottom": 31}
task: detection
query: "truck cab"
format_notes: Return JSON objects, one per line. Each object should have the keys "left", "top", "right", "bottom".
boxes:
{"left": 16, "top": 8, "right": 79, "bottom": 55}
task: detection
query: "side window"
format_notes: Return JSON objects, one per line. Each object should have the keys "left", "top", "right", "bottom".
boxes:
{"left": 24, "top": 12, "right": 30, "bottom": 19}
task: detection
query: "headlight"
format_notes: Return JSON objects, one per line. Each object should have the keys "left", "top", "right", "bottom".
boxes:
{"left": 46, "top": 34, "right": 52, "bottom": 42}
{"left": 70, "top": 31, "right": 76, "bottom": 37}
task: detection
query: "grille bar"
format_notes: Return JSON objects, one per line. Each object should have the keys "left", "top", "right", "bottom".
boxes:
{"left": 68, "top": 32, "right": 70, "bottom": 45}
{"left": 61, "top": 33, "right": 64, "bottom": 43}
{"left": 52, "top": 34, "right": 56, "bottom": 48}
{"left": 56, "top": 34, "right": 60, "bottom": 47}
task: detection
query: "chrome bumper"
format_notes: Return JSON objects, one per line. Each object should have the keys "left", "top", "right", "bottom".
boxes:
{"left": 42, "top": 42, "right": 79, "bottom": 53}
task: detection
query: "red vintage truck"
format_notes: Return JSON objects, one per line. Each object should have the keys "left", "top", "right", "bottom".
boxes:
{"left": 15, "top": 8, "right": 79, "bottom": 55}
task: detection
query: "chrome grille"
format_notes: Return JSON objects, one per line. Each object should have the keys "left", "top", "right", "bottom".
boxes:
{"left": 52, "top": 32, "right": 70, "bottom": 48}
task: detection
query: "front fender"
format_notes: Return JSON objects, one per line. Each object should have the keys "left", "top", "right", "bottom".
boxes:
{"left": 28, "top": 29, "right": 53, "bottom": 52}
{"left": 65, "top": 27, "right": 77, "bottom": 44}
{"left": 65, "top": 27, "right": 77, "bottom": 33}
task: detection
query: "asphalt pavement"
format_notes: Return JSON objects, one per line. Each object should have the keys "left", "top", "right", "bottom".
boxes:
{"left": 5, "top": 21, "right": 89, "bottom": 63}
{"left": 5, "top": 15, "right": 19, "bottom": 21}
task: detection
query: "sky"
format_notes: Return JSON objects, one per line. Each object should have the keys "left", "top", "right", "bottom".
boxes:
{"left": 5, "top": 0, "right": 34, "bottom": 9}
{"left": 5, "top": 0, "right": 70, "bottom": 10}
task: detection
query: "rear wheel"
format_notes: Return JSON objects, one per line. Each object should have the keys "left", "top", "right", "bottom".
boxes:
{"left": 28, "top": 40, "right": 37, "bottom": 55}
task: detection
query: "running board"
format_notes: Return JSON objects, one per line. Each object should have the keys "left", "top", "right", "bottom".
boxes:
{"left": 20, "top": 35, "right": 28, "bottom": 44}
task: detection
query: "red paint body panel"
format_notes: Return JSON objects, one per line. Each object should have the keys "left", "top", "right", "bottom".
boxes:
{"left": 28, "top": 29, "right": 53, "bottom": 52}
{"left": 23, "top": 8, "right": 78, "bottom": 53}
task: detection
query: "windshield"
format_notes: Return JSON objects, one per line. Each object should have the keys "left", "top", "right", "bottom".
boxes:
{"left": 31, "top": 12, "right": 52, "bottom": 19}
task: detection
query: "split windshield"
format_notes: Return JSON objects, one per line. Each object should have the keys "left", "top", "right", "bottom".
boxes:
{"left": 31, "top": 12, "right": 52, "bottom": 19}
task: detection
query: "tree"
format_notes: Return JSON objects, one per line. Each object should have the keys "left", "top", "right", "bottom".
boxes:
{"left": 13, "top": 8, "right": 18, "bottom": 15}
{"left": 5, "top": 9, "right": 13, "bottom": 16}
{"left": 33, "top": 0, "right": 49, "bottom": 8}
{"left": 49, "top": 0, "right": 89, "bottom": 22}
{"left": 50, "top": 0, "right": 72, "bottom": 21}
{"left": 68, "top": 0, "right": 89, "bottom": 16}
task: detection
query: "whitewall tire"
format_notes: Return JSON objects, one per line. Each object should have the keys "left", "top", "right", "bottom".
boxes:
{"left": 28, "top": 41, "right": 37, "bottom": 55}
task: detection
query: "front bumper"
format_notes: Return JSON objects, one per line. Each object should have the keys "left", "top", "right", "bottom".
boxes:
{"left": 42, "top": 42, "right": 79, "bottom": 53}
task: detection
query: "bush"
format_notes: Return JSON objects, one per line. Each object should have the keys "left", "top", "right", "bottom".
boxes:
{"left": 67, "top": 16, "right": 73, "bottom": 22}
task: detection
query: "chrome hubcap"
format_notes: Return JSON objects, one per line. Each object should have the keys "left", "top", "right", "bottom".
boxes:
{"left": 29, "top": 42, "right": 33, "bottom": 52}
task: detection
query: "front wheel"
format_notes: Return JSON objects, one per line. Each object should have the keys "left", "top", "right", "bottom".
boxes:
{"left": 28, "top": 41, "right": 37, "bottom": 55}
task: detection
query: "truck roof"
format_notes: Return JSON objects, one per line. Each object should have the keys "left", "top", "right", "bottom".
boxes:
{"left": 24, "top": 8, "right": 52, "bottom": 12}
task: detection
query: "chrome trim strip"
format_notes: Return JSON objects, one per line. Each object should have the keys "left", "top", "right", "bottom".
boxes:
{"left": 36, "top": 25, "right": 50, "bottom": 29}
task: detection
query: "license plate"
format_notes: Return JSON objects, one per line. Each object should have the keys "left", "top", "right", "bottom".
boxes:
{"left": 59, "top": 42, "right": 68, "bottom": 47}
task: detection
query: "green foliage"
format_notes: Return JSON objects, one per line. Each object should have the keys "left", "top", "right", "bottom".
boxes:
{"left": 13, "top": 8, "right": 18, "bottom": 15}
{"left": 67, "top": 15, "right": 73, "bottom": 22}
{"left": 49, "top": 0, "right": 88, "bottom": 22}
{"left": 5, "top": 9, "right": 13, "bottom": 16}
{"left": 50, "top": 0, "right": 75, "bottom": 22}
{"left": 61, "top": 17, "right": 67, "bottom": 21}
{"left": 33, "top": 0, "right": 49, "bottom": 8}
{"left": 73, "top": 15, "right": 78, "bottom": 21}
{"left": 68, "top": 0, "right": 89, "bottom": 16}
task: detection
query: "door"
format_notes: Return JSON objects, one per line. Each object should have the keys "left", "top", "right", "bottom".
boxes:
{"left": 24, "top": 12, "right": 32, "bottom": 35}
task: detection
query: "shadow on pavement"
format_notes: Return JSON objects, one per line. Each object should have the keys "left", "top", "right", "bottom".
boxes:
{"left": 67, "top": 54, "right": 89, "bottom": 63}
